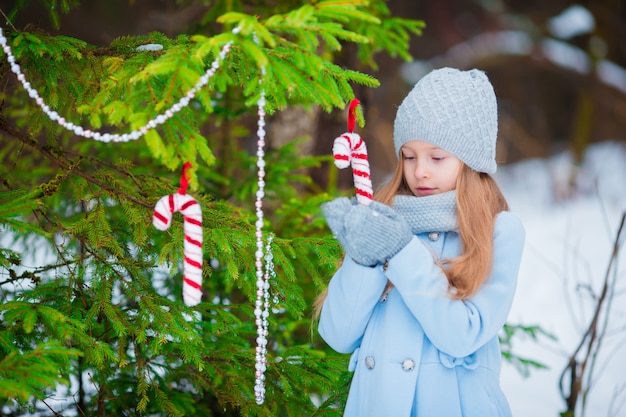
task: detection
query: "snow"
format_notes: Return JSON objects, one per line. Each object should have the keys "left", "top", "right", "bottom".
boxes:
{"left": 136, "top": 43, "right": 164, "bottom": 51}
{"left": 496, "top": 141, "right": 626, "bottom": 417}
{"left": 541, "top": 38, "right": 591, "bottom": 74}
{"left": 547, "top": 5, "right": 595, "bottom": 40}
{"left": 597, "top": 60, "right": 626, "bottom": 94}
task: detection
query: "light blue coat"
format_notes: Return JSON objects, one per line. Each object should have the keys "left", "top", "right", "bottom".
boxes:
{"left": 319, "top": 211, "right": 525, "bottom": 417}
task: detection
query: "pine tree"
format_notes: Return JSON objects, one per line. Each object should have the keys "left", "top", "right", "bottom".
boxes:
{"left": 0, "top": 1, "right": 424, "bottom": 415}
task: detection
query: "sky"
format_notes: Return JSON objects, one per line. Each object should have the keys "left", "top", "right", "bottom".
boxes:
{"left": 495, "top": 140, "right": 626, "bottom": 417}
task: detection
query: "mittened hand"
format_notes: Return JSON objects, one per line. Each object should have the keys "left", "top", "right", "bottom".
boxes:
{"left": 321, "top": 197, "right": 354, "bottom": 249}
{"left": 322, "top": 197, "right": 413, "bottom": 266}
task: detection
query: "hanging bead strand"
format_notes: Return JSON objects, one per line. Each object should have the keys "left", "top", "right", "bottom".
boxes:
{"left": 252, "top": 31, "right": 270, "bottom": 402}
{"left": 0, "top": 26, "right": 234, "bottom": 143}
{"left": 263, "top": 234, "right": 275, "bottom": 339}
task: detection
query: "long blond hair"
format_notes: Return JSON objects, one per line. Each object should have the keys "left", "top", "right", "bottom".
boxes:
{"left": 444, "top": 164, "right": 508, "bottom": 298}
{"left": 313, "top": 157, "right": 509, "bottom": 318}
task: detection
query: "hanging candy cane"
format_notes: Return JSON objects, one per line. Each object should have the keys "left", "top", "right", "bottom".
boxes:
{"left": 332, "top": 99, "right": 373, "bottom": 205}
{"left": 152, "top": 162, "right": 203, "bottom": 306}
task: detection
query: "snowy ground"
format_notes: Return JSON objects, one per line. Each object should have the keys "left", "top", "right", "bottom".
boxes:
{"left": 496, "top": 141, "right": 626, "bottom": 417}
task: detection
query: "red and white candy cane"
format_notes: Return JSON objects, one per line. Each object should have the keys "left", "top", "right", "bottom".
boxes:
{"left": 152, "top": 162, "right": 203, "bottom": 306}
{"left": 332, "top": 99, "right": 373, "bottom": 205}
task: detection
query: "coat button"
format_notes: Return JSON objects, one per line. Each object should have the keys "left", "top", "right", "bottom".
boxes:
{"left": 365, "top": 356, "right": 375, "bottom": 369}
{"left": 401, "top": 358, "right": 415, "bottom": 372}
{"left": 428, "top": 231, "right": 440, "bottom": 241}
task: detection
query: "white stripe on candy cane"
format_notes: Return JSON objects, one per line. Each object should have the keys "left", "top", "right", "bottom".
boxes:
{"left": 153, "top": 192, "right": 203, "bottom": 306}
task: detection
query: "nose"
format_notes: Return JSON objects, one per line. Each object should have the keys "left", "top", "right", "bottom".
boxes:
{"left": 414, "top": 161, "right": 430, "bottom": 179}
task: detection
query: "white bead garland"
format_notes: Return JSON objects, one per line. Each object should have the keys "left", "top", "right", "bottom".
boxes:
{"left": 252, "top": 34, "right": 272, "bottom": 402}
{"left": 0, "top": 26, "right": 233, "bottom": 142}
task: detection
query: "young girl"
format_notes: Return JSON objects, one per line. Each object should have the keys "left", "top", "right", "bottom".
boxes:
{"left": 318, "top": 67, "right": 525, "bottom": 417}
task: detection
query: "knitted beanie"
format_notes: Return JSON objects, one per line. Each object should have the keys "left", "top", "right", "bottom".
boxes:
{"left": 393, "top": 67, "right": 498, "bottom": 174}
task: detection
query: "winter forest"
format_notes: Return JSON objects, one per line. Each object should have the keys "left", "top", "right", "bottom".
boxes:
{"left": 0, "top": 1, "right": 625, "bottom": 416}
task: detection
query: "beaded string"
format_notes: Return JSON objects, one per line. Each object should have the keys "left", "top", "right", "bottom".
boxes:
{"left": 0, "top": 26, "right": 234, "bottom": 142}
{"left": 1, "top": 25, "right": 276, "bottom": 405}
{"left": 252, "top": 31, "right": 272, "bottom": 404}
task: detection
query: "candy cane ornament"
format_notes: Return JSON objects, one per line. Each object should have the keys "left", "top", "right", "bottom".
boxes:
{"left": 332, "top": 99, "right": 373, "bottom": 205}
{"left": 152, "top": 162, "right": 203, "bottom": 306}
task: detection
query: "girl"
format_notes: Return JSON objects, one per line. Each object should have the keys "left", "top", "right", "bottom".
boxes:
{"left": 317, "top": 67, "right": 525, "bottom": 416}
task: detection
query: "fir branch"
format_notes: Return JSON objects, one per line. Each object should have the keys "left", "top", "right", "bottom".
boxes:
{"left": 0, "top": 8, "right": 18, "bottom": 32}
{"left": 0, "top": 118, "right": 152, "bottom": 209}
{"left": 41, "top": 398, "right": 64, "bottom": 417}
{"left": 0, "top": 340, "right": 81, "bottom": 402}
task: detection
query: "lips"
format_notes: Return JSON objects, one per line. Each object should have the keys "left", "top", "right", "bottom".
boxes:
{"left": 416, "top": 187, "right": 436, "bottom": 196}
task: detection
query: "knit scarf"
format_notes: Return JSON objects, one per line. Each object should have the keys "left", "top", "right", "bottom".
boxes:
{"left": 393, "top": 190, "right": 458, "bottom": 234}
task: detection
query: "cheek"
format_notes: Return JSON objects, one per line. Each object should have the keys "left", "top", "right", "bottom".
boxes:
{"left": 445, "top": 162, "right": 462, "bottom": 188}
{"left": 402, "top": 163, "right": 413, "bottom": 179}
{"left": 448, "top": 159, "right": 462, "bottom": 175}
{"left": 452, "top": 164, "right": 462, "bottom": 180}
{"left": 452, "top": 165, "right": 461, "bottom": 188}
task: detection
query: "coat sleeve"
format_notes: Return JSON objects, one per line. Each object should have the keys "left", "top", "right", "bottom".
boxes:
{"left": 318, "top": 257, "right": 388, "bottom": 354}
{"left": 385, "top": 211, "right": 525, "bottom": 358}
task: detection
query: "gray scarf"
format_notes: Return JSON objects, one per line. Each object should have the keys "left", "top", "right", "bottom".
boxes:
{"left": 393, "top": 191, "right": 458, "bottom": 234}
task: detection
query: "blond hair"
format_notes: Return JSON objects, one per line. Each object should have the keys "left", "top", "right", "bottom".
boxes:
{"left": 443, "top": 164, "right": 508, "bottom": 298}
{"left": 313, "top": 158, "right": 508, "bottom": 319}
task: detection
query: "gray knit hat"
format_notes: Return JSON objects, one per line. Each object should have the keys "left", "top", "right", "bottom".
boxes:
{"left": 393, "top": 67, "right": 498, "bottom": 174}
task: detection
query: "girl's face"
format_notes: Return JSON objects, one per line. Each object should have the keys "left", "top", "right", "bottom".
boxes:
{"left": 401, "top": 140, "right": 462, "bottom": 197}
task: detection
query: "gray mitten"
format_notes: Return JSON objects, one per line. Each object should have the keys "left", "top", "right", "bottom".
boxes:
{"left": 322, "top": 198, "right": 413, "bottom": 266}
{"left": 321, "top": 197, "right": 353, "bottom": 253}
